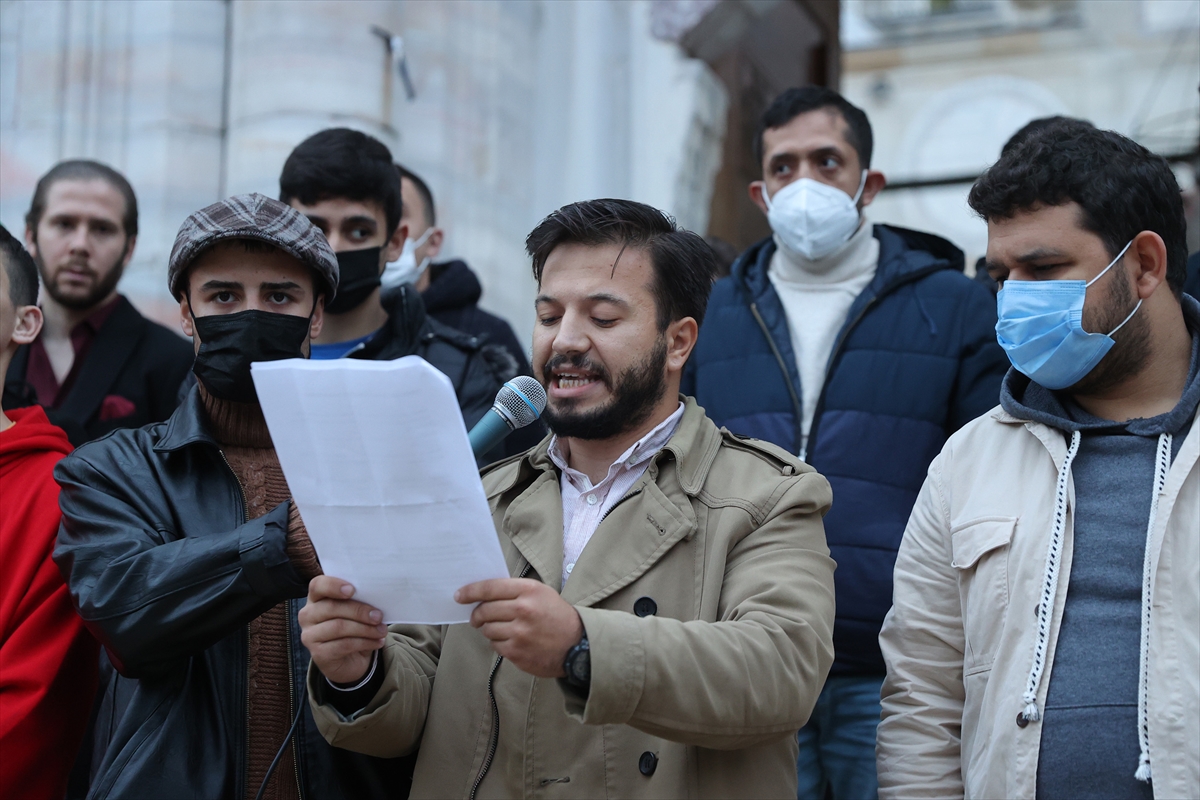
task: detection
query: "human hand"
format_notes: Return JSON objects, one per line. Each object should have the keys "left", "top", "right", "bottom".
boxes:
{"left": 456, "top": 578, "right": 583, "bottom": 678}
{"left": 298, "top": 576, "right": 387, "bottom": 685}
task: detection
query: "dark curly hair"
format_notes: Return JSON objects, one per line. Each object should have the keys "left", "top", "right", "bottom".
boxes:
{"left": 526, "top": 198, "right": 718, "bottom": 330}
{"left": 968, "top": 122, "right": 1187, "bottom": 296}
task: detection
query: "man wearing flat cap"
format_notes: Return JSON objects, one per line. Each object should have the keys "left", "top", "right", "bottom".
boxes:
{"left": 53, "top": 194, "right": 412, "bottom": 799}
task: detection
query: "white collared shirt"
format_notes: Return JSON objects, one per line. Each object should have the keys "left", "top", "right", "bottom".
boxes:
{"left": 547, "top": 403, "right": 685, "bottom": 586}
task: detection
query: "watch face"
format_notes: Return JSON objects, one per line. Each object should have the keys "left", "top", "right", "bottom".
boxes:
{"left": 570, "top": 647, "right": 590, "bottom": 683}
{"left": 571, "top": 652, "right": 590, "bottom": 681}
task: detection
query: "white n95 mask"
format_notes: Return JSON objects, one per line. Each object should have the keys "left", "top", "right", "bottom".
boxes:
{"left": 764, "top": 171, "right": 867, "bottom": 260}
{"left": 381, "top": 228, "right": 435, "bottom": 290}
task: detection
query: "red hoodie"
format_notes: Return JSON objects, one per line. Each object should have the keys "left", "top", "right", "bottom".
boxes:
{"left": 0, "top": 406, "right": 98, "bottom": 800}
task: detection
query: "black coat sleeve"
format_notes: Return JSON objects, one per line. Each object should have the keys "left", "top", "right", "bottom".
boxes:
{"left": 52, "top": 448, "right": 307, "bottom": 679}
{"left": 948, "top": 280, "right": 1009, "bottom": 431}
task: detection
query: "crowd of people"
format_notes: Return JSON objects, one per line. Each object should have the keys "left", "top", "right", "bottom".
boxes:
{"left": 0, "top": 84, "right": 1197, "bottom": 800}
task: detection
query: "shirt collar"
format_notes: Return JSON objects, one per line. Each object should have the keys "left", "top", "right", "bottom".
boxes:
{"left": 548, "top": 402, "right": 685, "bottom": 490}
{"left": 71, "top": 293, "right": 122, "bottom": 337}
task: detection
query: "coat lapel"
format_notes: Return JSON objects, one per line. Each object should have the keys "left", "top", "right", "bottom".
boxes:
{"left": 501, "top": 471, "right": 565, "bottom": 592}
{"left": 57, "top": 296, "right": 146, "bottom": 425}
{"left": 560, "top": 468, "right": 697, "bottom": 607}
{"left": 494, "top": 399, "right": 719, "bottom": 606}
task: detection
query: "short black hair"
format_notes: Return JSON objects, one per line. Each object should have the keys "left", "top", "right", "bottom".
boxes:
{"left": 279, "top": 128, "right": 403, "bottom": 239}
{"left": 526, "top": 199, "right": 717, "bottom": 330}
{"left": 969, "top": 122, "right": 1188, "bottom": 296}
{"left": 397, "top": 164, "right": 436, "bottom": 227}
{"left": 26, "top": 159, "right": 138, "bottom": 239}
{"left": 0, "top": 223, "right": 40, "bottom": 307}
{"left": 1000, "top": 115, "right": 1095, "bottom": 158}
{"left": 755, "top": 86, "right": 873, "bottom": 170}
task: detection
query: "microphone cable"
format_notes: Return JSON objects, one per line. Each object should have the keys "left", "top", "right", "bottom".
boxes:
{"left": 254, "top": 702, "right": 304, "bottom": 800}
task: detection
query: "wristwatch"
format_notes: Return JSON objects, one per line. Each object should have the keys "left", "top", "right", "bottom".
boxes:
{"left": 562, "top": 635, "right": 590, "bottom": 692}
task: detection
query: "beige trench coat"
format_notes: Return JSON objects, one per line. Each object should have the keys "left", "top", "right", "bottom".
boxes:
{"left": 877, "top": 404, "right": 1200, "bottom": 799}
{"left": 309, "top": 398, "right": 836, "bottom": 799}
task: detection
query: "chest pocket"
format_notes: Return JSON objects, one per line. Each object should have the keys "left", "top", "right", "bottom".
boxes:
{"left": 951, "top": 516, "right": 1016, "bottom": 674}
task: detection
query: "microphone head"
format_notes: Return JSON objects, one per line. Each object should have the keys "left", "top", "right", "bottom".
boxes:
{"left": 493, "top": 376, "right": 547, "bottom": 429}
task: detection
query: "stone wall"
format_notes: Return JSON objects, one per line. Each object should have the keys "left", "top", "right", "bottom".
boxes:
{"left": 0, "top": 0, "right": 728, "bottom": 351}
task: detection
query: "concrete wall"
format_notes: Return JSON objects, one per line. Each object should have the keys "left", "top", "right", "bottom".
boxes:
{"left": 0, "top": 0, "right": 728, "bottom": 352}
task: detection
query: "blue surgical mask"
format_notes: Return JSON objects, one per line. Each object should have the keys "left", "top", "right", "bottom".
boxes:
{"left": 995, "top": 240, "right": 1139, "bottom": 390}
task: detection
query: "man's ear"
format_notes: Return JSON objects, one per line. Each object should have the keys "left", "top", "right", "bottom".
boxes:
{"left": 179, "top": 294, "right": 195, "bottom": 339}
{"left": 382, "top": 221, "right": 409, "bottom": 266}
{"left": 24, "top": 226, "right": 38, "bottom": 259}
{"left": 119, "top": 234, "right": 138, "bottom": 268}
{"left": 11, "top": 304, "right": 43, "bottom": 346}
{"left": 859, "top": 170, "right": 887, "bottom": 209}
{"left": 309, "top": 294, "right": 325, "bottom": 339}
{"left": 665, "top": 316, "right": 699, "bottom": 374}
{"left": 425, "top": 227, "right": 445, "bottom": 260}
{"left": 1130, "top": 230, "right": 1169, "bottom": 300}
{"left": 748, "top": 182, "right": 769, "bottom": 216}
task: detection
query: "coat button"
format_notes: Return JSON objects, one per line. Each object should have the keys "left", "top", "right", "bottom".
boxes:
{"left": 634, "top": 597, "right": 657, "bottom": 617}
{"left": 1015, "top": 711, "right": 1029, "bottom": 729}
{"left": 638, "top": 751, "right": 657, "bottom": 776}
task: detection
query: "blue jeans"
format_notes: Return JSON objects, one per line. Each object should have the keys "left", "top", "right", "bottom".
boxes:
{"left": 796, "top": 675, "right": 883, "bottom": 800}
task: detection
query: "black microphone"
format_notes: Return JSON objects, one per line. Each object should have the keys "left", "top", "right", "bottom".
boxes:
{"left": 468, "top": 376, "right": 547, "bottom": 458}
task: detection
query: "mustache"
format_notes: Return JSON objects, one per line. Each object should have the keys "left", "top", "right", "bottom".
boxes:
{"left": 49, "top": 258, "right": 98, "bottom": 279}
{"left": 541, "top": 353, "right": 612, "bottom": 387}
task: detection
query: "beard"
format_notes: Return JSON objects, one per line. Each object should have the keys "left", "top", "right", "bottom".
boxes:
{"left": 541, "top": 337, "right": 669, "bottom": 441}
{"left": 1069, "top": 264, "right": 1151, "bottom": 395}
{"left": 37, "top": 248, "right": 126, "bottom": 310}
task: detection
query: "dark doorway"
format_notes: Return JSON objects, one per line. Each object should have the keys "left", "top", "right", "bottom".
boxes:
{"left": 673, "top": 0, "right": 840, "bottom": 252}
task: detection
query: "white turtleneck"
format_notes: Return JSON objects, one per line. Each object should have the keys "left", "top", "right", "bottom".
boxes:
{"left": 768, "top": 218, "right": 879, "bottom": 459}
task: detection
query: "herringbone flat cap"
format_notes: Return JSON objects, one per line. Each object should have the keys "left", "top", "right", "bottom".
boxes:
{"left": 168, "top": 192, "right": 338, "bottom": 299}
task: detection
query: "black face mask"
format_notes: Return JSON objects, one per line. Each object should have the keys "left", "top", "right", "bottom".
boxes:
{"left": 192, "top": 309, "right": 311, "bottom": 403}
{"left": 326, "top": 247, "right": 383, "bottom": 314}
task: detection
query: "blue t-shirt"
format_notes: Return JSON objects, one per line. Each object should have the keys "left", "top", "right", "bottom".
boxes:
{"left": 309, "top": 330, "right": 378, "bottom": 360}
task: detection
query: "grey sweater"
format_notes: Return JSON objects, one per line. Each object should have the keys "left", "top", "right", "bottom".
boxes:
{"left": 1000, "top": 294, "right": 1200, "bottom": 799}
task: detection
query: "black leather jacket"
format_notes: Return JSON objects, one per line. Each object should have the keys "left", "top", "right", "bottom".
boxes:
{"left": 371, "top": 284, "right": 544, "bottom": 460}
{"left": 53, "top": 387, "right": 413, "bottom": 799}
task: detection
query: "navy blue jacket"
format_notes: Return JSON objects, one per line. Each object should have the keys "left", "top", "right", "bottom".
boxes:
{"left": 682, "top": 225, "right": 1008, "bottom": 676}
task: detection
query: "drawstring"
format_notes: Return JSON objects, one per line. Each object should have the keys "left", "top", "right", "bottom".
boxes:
{"left": 1020, "top": 431, "right": 1080, "bottom": 725}
{"left": 1019, "top": 430, "right": 1172, "bottom": 786}
{"left": 1135, "top": 432, "right": 1172, "bottom": 783}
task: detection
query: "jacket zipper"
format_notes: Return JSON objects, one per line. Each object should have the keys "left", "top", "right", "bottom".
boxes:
{"left": 802, "top": 296, "right": 879, "bottom": 463}
{"left": 749, "top": 302, "right": 806, "bottom": 458}
{"left": 286, "top": 599, "right": 303, "bottom": 799}
{"left": 469, "top": 562, "right": 533, "bottom": 800}
{"left": 804, "top": 263, "right": 946, "bottom": 463}
{"left": 219, "top": 449, "right": 255, "bottom": 799}
{"left": 598, "top": 485, "right": 644, "bottom": 526}
{"left": 751, "top": 264, "right": 944, "bottom": 464}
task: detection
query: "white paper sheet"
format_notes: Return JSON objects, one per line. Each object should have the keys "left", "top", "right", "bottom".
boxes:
{"left": 251, "top": 356, "right": 509, "bottom": 623}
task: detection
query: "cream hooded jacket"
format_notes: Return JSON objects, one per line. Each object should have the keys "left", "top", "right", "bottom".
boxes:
{"left": 877, "top": 402, "right": 1199, "bottom": 800}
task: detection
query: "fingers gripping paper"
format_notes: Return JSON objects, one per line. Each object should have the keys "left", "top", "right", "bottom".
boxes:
{"left": 252, "top": 357, "right": 509, "bottom": 623}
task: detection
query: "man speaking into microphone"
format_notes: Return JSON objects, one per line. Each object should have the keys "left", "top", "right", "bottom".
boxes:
{"left": 300, "top": 199, "right": 837, "bottom": 798}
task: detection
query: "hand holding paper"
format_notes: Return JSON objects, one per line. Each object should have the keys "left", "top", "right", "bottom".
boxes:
{"left": 252, "top": 356, "right": 510, "bottom": 624}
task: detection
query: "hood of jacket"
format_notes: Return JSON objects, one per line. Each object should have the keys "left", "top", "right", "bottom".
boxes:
{"left": 1000, "top": 293, "right": 1200, "bottom": 436}
{"left": 360, "top": 282, "right": 430, "bottom": 359}
{"left": 421, "top": 259, "right": 482, "bottom": 315}
{"left": 0, "top": 405, "right": 72, "bottom": 472}
{"left": 731, "top": 222, "right": 965, "bottom": 306}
